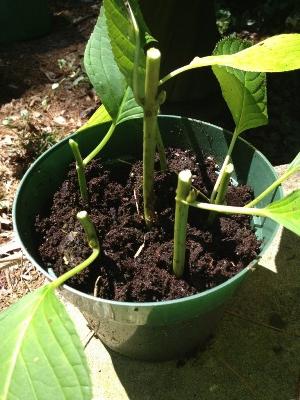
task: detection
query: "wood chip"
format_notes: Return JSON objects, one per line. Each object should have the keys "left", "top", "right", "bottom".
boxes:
{"left": 0, "top": 253, "right": 22, "bottom": 262}
{"left": 134, "top": 235, "right": 147, "bottom": 259}
{"left": 0, "top": 239, "right": 21, "bottom": 255}
{"left": 0, "top": 214, "right": 11, "bottom": 225}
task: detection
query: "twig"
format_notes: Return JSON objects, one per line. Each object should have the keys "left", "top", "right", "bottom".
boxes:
{"left": 0, "top": 252, "right": 23, "bottom": 271}
{"left": 93, "top": 275, "right": 101, "bottom": 297}
{"left": 72, "top": 14, "right": 96, "bottom": 26}
{"left": 134, "top": 235, "right": 146, "bottom": 259}
{"left": 0, "top": 240, "right": 21, "bottom": 255}
{"left": 0, "top": 261, "right": 17, "bottom": 271}
{"left": 0, "top": 252, "right": 23, "bottom": 263}
{"left": 133, "top": 188, "right": 140, "bottom": 215}
{"left": 117, "top": 158, "right": 132, "bottom": 166}
{"left": 84, "top": 331, "right": 95, "bottom": 349}
{"left": 214, "top": 356, "right": 258, "bottom": 397}
{"left": 5, "top": 269, "right": 12, "bottom": 291}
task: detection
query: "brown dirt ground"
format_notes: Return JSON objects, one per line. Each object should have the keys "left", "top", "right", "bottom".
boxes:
{"left": 0, "top": 0, "right": 101, "bottom": 307}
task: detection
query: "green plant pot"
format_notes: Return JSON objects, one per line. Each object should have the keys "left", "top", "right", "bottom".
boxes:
{"left": 13, "top": 116, "right": 282, "bottom": 361}
{"left": 0, "top": 0, "right": 51, "bottom": 43}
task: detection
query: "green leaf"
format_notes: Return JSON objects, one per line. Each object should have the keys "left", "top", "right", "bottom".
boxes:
{"left": 104, "top": 0, "right": 153, "bottom": 89}
{"left": 116, "top": 86, "right": 143, "bottom": 124}
{"left": 0, "top": 285, "right": 91, "bottom": 400}
{"left": 78, "top": 104, "right": 112, "bottom": 133}
{"left": 212, "top": 37, "right": 268, "bottom": 135}
{"left": 191, "top": 34, "right": 300, "bottom": 72}
{"left": 84, "top": 4, "right": 142, "bottom": 124}
{"left": 287, "top": 151, "right": 300, "bottom": 173}
{"left": 262, "top": 190, "right": 300, "bottom": 236}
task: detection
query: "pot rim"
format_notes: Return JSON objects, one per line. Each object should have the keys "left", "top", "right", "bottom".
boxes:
{"left": 13, "top": 115, "right": 283, "bottom": 308}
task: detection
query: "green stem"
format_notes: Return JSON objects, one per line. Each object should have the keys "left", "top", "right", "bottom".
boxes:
{"left": 215, "top": 163, "right": 234, "bottom": 205}
{"left": 160, "top": 65, "right": 190, "bottom": 87}
{"left": 83, "top": 122, "right": 116, "bottom": 166}
{"left": 156, "top": 122, "right": 167, "bottom": 171}
{"left": 210, "top": 129, "right": 239, "bottom": 203}
{"left": 143, "top": 47, "right": 161, "bottom": 226}
{"left": 50, "top": 211, "right": 100, "bottom": 289}
{"left": 246, "top": 169, "right": 294, "bottom": 208}
{"left": 208, "top": 163, "right": 234, "bottom": 225}
{"left": 50, "top": 248, "right": 99, "bottom": 289}
{"left": 156, "top": 90, "right": 168, "bottom": 171}
{"left": 77, "top": 210, "right": 99, "bottom": 249}
{"left": 69, "top": 139, "right": 88, "bottom": 203}
{"left": 159, "top": 55, "right": 222, "bottom": 86}
{"left": 173, "top": 170, "right": 192, "bottom": 278}
{"left": 184, "top": 199, "right": 266, "bottom": 217}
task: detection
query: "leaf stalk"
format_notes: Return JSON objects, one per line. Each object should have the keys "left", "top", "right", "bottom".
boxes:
{"left": 185, "top": 199, "right": 266, "bottom": 218}
{"left": 83, "top": 121, "right": 116, "bottom": 165}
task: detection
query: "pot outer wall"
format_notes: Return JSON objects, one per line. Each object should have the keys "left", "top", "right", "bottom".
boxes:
{"left": 0, "top": 0, "right": 51, "bottom": 43}
{"left": 13, "top": 116, "right": 282, "bottom": 361}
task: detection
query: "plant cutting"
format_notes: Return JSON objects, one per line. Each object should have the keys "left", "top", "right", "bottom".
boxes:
{"left": 2, "top": 0, "right": 300, "bottom": 397}
{"left": 71, "top": 0, "right": 300, "bottom": 280}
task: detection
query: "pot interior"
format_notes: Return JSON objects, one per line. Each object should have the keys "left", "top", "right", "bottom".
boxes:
{"left": 14, "top": 115, "right": 281, "bottom": 266}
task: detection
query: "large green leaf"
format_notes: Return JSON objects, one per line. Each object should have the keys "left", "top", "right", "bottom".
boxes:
{"left": 191, "top": 34, "right": 300, "bottom": 72}
{"left": 212, "top": 37, "right": 268, "bottom": 135}
{"left": 84, "top": 4, "right": 142, "bottom": 124}
{"left": 262, "top": 190, "right": 300, "bottom": 236}
{"left": 104, "top": 0, "right": 154, "bottom": 90}
{"left": 0, "top": 285, "right": 91, "bottom": 400}
{"left": 116, "top": 86, "right": 143, "bottom": 124}
{"left": 77, "top": 95, "right": 142, "bottom": 133}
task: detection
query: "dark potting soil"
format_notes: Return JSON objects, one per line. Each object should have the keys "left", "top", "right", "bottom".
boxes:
{"left": 35, "top": 148, "right": 260, "bottom": 302}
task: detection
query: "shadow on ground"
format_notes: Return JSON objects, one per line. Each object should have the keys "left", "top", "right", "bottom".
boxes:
{"left": 106, "top": 228, "right": 299, "bottom": 400}
{"left": 0, "top": 1, "right": 99, "bottom": 104}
